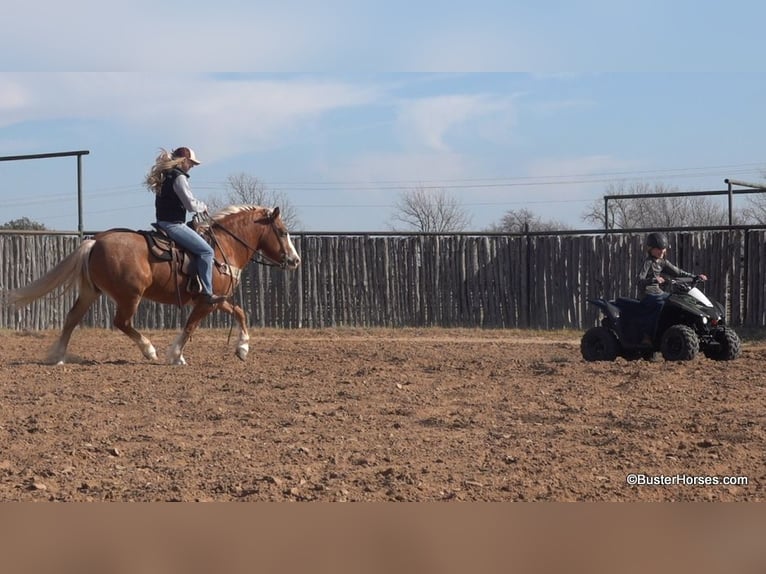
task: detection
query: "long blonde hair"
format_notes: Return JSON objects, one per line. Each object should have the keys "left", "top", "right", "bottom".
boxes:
{"left": 144, "top": 148, "right": 187, "bottom": 195}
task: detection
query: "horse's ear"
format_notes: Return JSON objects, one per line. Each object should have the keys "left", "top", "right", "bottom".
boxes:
{"left": 272, "top": 206, "right": 280, "bottom": 221}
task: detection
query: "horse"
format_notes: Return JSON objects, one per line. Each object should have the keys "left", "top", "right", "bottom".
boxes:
{"left": 5, "top": 205, "right": 300, "bottom": 365}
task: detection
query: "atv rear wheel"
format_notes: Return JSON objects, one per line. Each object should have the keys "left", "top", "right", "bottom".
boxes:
{"left": 581, "top": 326, "right": 619, "bottom": 361}
{"left": 660, "top": 324, "right": 699, "bottom": 361}
{"left": 703, "top": 327, "right": 741, "bottom": 361}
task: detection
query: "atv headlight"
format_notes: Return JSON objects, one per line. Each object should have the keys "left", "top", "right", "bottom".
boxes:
{"left": 701, "top": 316, "right": 708, "bottom": 325}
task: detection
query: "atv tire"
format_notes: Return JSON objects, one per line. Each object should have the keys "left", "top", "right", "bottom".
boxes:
{"left": 660, "top": 324, "right": 699, "bottom": 361}
{"left": 703, "top": 327, "right": 741, "bottom": 361}
{"left": 581, "top": 326, "right": 619, "bottom": 362}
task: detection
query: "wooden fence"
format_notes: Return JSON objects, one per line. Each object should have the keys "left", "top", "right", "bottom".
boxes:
{"left": 2, "top": 229, "right": 765, "bottom": 331}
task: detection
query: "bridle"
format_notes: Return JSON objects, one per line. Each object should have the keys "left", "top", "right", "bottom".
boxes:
{"left": 208, "top": 212, "right": 290, "bottom": 269}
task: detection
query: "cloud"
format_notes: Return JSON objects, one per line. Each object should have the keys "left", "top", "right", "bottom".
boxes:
{"left": 0, "top": 2, "right": 353, "bottom": 71}
{"left": 0, "top": 73, "right": 518, "bottom": 164}
{"left": 4, "top": 1, "right": 766, "bottom": 72}
{"left": 395, "top": 93, "right": 516, "bottom": 152}
{"left": 0, "top": 81, "right": 28, "bottom": 117}
{"left": 323, "top": 150, "right": 470, "bottom": 185}
{"left": 0, "top": 76, "right": 45, "bottom": 127}
{"left": 117, "top": 76, "right": 382, "bottom": 159}
{"left": 0, "top": 74, "right": 382, "bottom": 159}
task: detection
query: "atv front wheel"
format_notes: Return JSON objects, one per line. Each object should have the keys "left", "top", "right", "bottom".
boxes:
{"left": 660, "top": 325, "right": 699, "bottom": 361}
{"left": 581, "top": 326, "right": 619, "bottom": 362}
{"left": 703, "top": 327, "right": 741, "bottom": 361}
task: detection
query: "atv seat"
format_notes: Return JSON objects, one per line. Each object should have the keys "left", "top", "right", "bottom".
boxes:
{"left": 615, "top": 297, "right": 644, "bottom": 317}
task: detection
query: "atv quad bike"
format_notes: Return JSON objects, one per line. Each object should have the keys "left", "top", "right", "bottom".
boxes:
{"left": 581, "top": 277, "right": 741, "bottom": 362}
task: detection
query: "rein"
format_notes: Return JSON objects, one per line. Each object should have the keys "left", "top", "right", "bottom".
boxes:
{"left": 209, "top": 216, "right": 287, "bottom": 269}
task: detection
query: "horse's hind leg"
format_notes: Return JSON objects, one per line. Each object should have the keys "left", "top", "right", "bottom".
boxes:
{"left": 112, "top": 296, "right": 158, "bottom": 361}
{"left": 47, "top": 285, "right": 100, "bottom": 365}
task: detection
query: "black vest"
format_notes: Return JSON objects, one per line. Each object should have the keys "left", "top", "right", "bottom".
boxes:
{"left": 155, "top": 167, "right": 189, "bottom": 223}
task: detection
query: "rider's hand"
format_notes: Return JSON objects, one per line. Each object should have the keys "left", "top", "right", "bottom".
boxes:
{"left": 696, "top": 274, "right": 707, "bottom": 281}
{"left": 657, "top": 276, "right": 665, "bottom": 284}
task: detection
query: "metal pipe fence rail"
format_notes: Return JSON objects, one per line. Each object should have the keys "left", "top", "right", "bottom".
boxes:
{"left": 1, "top": 228, "right": 765, "bottom": 331}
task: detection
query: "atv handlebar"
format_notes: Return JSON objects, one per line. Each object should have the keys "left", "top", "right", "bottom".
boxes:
{"left": 665, "top": 276, "right": 706, "bottom": 293}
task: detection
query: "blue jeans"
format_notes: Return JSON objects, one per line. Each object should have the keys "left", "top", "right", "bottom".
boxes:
{"left": 640, "top": 292, "right": 669, "bottom": 338}
{"left": 155, "top": 221, "right": 215, "bottom": 295}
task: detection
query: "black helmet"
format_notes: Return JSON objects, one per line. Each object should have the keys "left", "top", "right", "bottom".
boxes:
{"left": 646, "top": 232, "right": 669, "bottom": 249}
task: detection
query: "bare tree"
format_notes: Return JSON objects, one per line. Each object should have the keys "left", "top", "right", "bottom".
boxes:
{"left": 0, "top": 217, "right": 46, "bottom": 230}
{"left": 389, "top": 187, "right": 472, "bottom": 232}
{"left": 207, "top": 173, "right": 302, "bottom": 230}
{"left": 739, "top": 168, "right": 766, "bottom": 224}
{"left": 741, "top": 185, "right": 766, "bottom": 224}
{"left": 487, "top": 208, "right": 569, "bottom": 233}
{"left": 582, "top": 181, "right": 735, "bottom": 229}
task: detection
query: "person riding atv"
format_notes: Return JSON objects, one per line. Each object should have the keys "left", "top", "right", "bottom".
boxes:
{"left": 581, "top": 232, "right": 741, "bottom": 362}
{"left": 636, "top": 231, "right": 705, "bottom": 344}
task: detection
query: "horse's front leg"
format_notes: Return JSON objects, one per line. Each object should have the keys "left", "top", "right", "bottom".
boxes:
{"left": 219, "top": 300, "right": 250, "bottom": 361}
{"left": 166, "top": 330, "right": 189, "bottom": 365}
{"left": 166, "top": 301, "right": 218, "bottom": 365}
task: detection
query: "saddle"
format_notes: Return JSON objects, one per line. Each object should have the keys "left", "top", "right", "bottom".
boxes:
{"left": 143, "top": 229, "right": 174, "bottom": 261}
{"left": 140, "top": 227, "right": 202, "bottom": 294}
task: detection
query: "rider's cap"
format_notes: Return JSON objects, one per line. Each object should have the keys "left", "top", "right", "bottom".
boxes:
{"left": 172, "top": 147, "right": 201, "bottom": 165}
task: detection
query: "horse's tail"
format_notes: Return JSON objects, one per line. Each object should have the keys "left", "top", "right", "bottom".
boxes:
{"left": 5, "top": 239, "right": 96, "bottom": 307}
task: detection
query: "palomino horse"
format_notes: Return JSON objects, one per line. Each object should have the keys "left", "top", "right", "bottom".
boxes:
{"left": 6, "top": 205, "right": 300, "bottom": 365}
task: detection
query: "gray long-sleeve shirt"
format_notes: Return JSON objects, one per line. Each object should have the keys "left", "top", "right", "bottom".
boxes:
{"left": 637, "top": 256, "right": 694, "bottom": 296}
{"left": 173, "top": 172, "right": 208, "bottom": 214}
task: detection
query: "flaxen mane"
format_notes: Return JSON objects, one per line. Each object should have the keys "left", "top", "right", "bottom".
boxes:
{"left": 210, "top": 205, "right": 271, "bottom": 221}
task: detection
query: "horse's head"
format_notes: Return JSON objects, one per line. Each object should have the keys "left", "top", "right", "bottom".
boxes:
{"left": 210, "top": 205, "right": 301, "bottom": 270}
{"left": 257, "top": 206, "right": 301, "bottom": 270}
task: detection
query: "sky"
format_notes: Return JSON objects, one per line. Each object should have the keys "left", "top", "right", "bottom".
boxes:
{"left": 2, "top": 2, "right": 766, "bottom": 233}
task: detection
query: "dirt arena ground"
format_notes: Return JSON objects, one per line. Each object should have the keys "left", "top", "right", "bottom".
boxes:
{"left": 0, "top": 327, "right": 764, "bottom": 502}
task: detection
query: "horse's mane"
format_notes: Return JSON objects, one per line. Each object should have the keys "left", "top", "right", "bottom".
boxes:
{"left": 211, "top": 205, "right": 270, "bottom": 222}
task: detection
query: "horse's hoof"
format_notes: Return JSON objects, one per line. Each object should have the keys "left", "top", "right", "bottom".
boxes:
{"left": 236, "top": 345, "right": 248, "bottom": 361}
{"left": 47, "top": 353, "right": 66, "bottom": 365}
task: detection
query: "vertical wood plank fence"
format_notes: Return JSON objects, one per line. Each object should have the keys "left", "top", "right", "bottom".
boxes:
{"left": 2, "top": 229, "right": 765, "bottom": 331}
